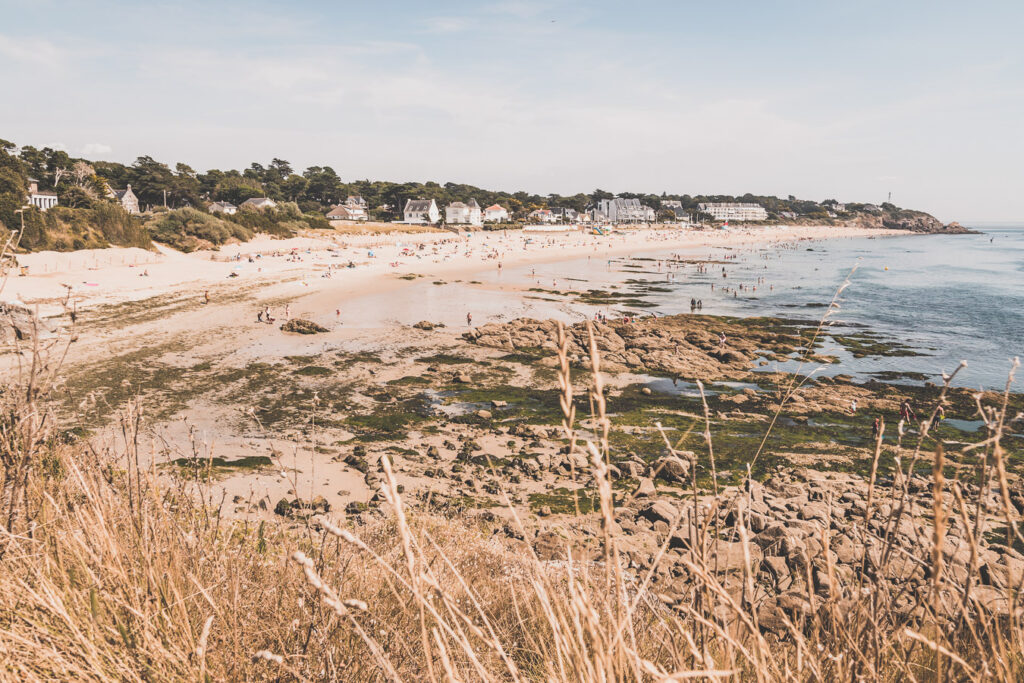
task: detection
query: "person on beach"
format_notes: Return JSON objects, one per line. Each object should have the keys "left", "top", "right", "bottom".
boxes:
{"left": 467, "top": 312, "right": 473, "bottom": 326}
{"left": 257, "top": 309, "right": 263, "bottom": 323}
{"left": 203, "top": 290, "right": 210, "bottom": 304}
{"left": 850, "top": 399, "right": 858, "bottom": 414}
{"left": 872, "top": 416, "right": 881, "bottom": 441}
{"left": 719, "top": 332, "right": 727, "bottom": 348}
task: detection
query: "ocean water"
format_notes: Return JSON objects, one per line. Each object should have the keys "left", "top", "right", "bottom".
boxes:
{"left": 341, "top": 226, "right": 1024, "bottom": 390}
{"left": 497, "top": 226, "right": 1024, "bottom": 390}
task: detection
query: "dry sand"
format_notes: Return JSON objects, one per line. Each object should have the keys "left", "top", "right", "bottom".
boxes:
{"left": 7, "top": 224, "right": 900, "bottom": 318}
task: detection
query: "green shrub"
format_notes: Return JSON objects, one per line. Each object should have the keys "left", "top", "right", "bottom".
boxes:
{"left": 147, "top": 207, "right": 252, "bottom": 252}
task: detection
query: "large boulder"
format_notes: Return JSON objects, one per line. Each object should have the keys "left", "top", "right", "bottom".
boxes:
{"left": 281, "top": 318, "right": 329, "bottom": 334}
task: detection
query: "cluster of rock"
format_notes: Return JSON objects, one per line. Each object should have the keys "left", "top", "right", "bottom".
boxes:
{"left": 463, "top": 316, "right": 800, "bottom": 379}
{"left": 280, "top": 318, "right": 329, "bottom": 334}
{"left": 852, "top": 210, "right": 975, "bottom": 234}
{"left": 527, "top": 467, "right": 1024, "bottom": 633}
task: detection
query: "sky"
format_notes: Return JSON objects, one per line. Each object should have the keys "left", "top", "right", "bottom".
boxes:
{"left": 1, "top": 0, "right": 1022, "bottom": 222}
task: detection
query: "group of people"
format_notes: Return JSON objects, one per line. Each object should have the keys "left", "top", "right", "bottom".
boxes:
{"left": 256, "top": 304, "right": 289, "bottom": 324}
{"left": 867, "top": 399, "right": 944, "bottom": 441}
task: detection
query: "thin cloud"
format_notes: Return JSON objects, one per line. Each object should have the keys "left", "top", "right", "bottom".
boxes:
{"left": 424, "top": 16, "right": 473, "bottom": 33}
{"left": 0, "top": 34, "right": 64, "bottom": 69}
{"left": 81, "top": 143, "right": 112, "bottom": 156}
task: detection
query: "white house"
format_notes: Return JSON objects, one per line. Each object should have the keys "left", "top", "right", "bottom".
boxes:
{"left": 208, "top": 201, "right": 237, "bottom": 215}
{"left": 240, "top": 197, "right": 277, "bottom": 210}
{"left": 26, "top": 178, "right": 58, "bottom": 212}
{"left": 445, "top": 199, "right": 482, "bottom": 226}
{"left": 529, "top": 209, "right": 557, "bottom": 223}
{"left": 403, "top": 198, "right": 440, "bottom": 224}
{"left": 327, "top": 204, "right": 368, "bottom": 221}
{"left": 697, "top": 203, "right": 767, "bottom": 222}
{"left": 597, "top": 198, "right": 655, "bottom": 223}
{"left": 345, "top": 195, "right": 367, "bottom": 208}
{"left": 483, "top": 204, "right": 509, "bottom": 222}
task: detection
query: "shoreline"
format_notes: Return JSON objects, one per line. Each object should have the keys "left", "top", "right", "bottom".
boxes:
{"left": 6, "top": 224, "right": 907, "bottom": 319}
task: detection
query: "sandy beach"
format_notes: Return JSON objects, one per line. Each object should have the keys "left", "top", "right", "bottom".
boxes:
{"left": 7, "top": 224, "right": 902, "bottom": 319}
{"left": 0, "top": 223, "right": 909, "bottom": 519}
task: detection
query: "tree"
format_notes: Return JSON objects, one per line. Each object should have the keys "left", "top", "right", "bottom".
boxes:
{"left": 213, "top": 176, "right": 264, "bottom": 206}
{"left": 71, "top": 161, "right": 94, "bottom": 187}
{"left": 281, "top": 174, "right": 308, "bottom": 202}
{"left": 301, "top": 166, "right": 343, "bottom": 205}
{"left": 269, "top": 158, "right": 293, "bottom": 179}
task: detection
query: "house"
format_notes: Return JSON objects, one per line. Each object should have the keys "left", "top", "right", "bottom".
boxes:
{"left": 660, "top": 200, "right": 688, "bottom": 221}
{"left": 403, "top": 198, "right": 440, "bottom": 224}
{"left": 345, "top": 196, "right": 368, "bottom": 208}
{"left": 107, "top": 184, "right": 140, "bottom": 214}
{"left": 779, "top": 211, "right": 797, "bottom": 220}
{"left": 26, "top": 178, "right": 58, "bottom": 212}
{"left": 483, "top": 204, "right": 509, "bottom": 222}
{"left": 549, "top": 207, "right": 578, "bottom": 222}
{"left": 445, "top": 199, "right": 482, "bottom": 226}
{"left": 208, "top": 201, "right": 237, "bottom": 215}
{"left": 326, "top": 204, "right": 368, "bottom": 221}
{"left": 697, "top": 202, "right": 767, "bottom": 222}
{"left": 528, "top": 209, "right": 557, "bottom": 223}
{"left": 240, "top": 197, "right": 277, "bottom": 210}
{"left": 597, "top": 198, "right": 656, "bottom": 223}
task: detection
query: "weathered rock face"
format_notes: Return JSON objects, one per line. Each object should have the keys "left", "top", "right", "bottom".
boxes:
{"left": 463, "top": 315, "right": 807, "bottom": 380}
{"left": 0, "top": 301, "right": 52, "bottom": 344}
{"left": 850, "top": 211, "right": 975, "bottom": 234}
{"left": 280, "top": 318, "right": 329, "bottom": 334}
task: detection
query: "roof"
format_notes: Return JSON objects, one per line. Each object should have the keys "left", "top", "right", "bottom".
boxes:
{"left": 466, "top": 198, "right": 480, "bottom": 208}
{"left": 209, "top": 201, "right": 236, "bottom": 209}
{"left": 404, "top": 199, "right": 435, "bottom": 212}
{"left": 447, "top": 202, "right": 467, "bottom": 209}
{"left": 698, "top": 202, "right": 763, "bottom": 209}
{"left": 484, "top": 204, "right": 506, "bottom": 212}
{"left": 326, "top": 205, "right": 353, "bottom": 218}
{"left": 241, "top": 197, "right": 275, "bottom": 206}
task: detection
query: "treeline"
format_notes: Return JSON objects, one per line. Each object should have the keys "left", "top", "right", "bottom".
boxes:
{"left": 1, "top": 135, "right": 926, "bottom": 252}
{"left": 0, "top": 140, "right": 328, "bottom": 252}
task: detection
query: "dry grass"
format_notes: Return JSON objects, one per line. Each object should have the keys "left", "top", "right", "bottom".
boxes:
{"left": 0, "top": 308, "right": 1022, "bottom": 680}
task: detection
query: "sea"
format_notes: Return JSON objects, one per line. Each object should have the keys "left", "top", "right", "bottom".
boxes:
{"left": 343, "top": 225, "right": 1024, "bottom": 391}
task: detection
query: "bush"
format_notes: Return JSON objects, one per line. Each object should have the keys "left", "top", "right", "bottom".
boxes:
{"left": 147, "top": 207, "right": 252, "bottom": 252}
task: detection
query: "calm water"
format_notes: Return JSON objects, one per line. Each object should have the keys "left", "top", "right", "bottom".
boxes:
{"left": 342, "top": 226, "right": 1024, "bottom": 390}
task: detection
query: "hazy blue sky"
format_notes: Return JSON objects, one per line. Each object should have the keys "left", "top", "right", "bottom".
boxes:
{"left": 2, "top": 0, "right": 1021, "bottom": 221}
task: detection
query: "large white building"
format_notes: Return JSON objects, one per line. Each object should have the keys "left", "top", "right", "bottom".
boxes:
{"left": 698, "top": 202, "right": 767, "bottom": 222}
{"left": 445, "top": 199, "right": 482, "bottom": 226}
{"left": 403, "top": 198, "right": 440, "bottom": 224}
{"left": 26, "top": 178, "right": 58, "bottom": 211}
{"left": 597, "top": 197, "right": 655, "bottom": 223}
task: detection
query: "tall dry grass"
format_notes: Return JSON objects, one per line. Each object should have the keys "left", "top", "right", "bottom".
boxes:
{"left": 0, "top": 314, "right": 1022, "bottom": 679}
